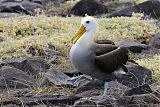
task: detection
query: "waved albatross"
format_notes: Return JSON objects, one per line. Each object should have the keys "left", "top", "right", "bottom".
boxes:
{"left": 69, "top": 16, "right": 129, "bottom": 96}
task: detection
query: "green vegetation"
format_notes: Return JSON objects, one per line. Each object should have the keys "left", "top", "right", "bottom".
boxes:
{"left": 137, "top": 55, "right": 160, "bottom": 80}
{"left": 118, "top": 0, "right": 147, "bottom": 3}
{"left": 32, "top": 86, "right": 74, "bottom": 95}
{"left": 97, "top": 14, "right": 157, "bottom": 41}
{"left": 0, "top": 15, "right": 157, "bottom": 58}
{"left": 100, "top": 0, "right": 147, "bottom": 4}
{"left": 0, "top": 14, "right": 159, "bottom": 79}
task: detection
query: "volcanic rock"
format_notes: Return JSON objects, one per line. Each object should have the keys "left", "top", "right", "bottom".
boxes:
{"left": 71, "top": 0, "right": 108, "bottom": 16}
{"left": 0, "top": 66, "right": 37, "bottom": 90}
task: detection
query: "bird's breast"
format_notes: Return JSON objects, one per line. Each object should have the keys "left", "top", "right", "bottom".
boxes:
{"left": 70, "top": 45, "right": 95, "bottom": 72}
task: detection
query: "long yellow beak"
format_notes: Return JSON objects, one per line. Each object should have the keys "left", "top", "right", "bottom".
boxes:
{"left": 71, "top": 25, "right": 86, "bottom": 44}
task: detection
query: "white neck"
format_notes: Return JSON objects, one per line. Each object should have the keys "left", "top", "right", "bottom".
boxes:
{"left": 76, "top": 30, "right": 96, "bottom": 48}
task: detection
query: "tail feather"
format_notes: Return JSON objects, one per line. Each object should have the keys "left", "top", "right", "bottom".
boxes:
{"left": 113, "top": 65, "right": 129, "bottom": 78}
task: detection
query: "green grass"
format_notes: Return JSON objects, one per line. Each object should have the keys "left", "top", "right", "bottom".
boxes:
{"left": 117, "top": 0, "right": 147, "bottom": 3}
{"left": 0, "top": 15, "right": 157, "bottom": 58}
{"left": 0, "top": 15, "right": 159, "bottom": 80}
{"left": 137, "top": 55, "right": 160, "bottom": 80}
{"left": 31, "top": 86, "right": 75, "bottom": 95}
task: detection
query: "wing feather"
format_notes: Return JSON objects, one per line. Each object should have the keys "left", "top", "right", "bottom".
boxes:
{"left": 94, "top": 46, "right": 128, "bottom": 74}
{"left": 95, "top": 44, "right": 118, "bottom": 56}
{"left": 95, "top": 40, "right": 115, "bottom": 45}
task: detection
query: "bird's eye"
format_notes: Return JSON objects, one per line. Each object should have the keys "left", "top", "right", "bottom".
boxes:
{"left": 86, "top": 21, "right": 90, "bottom": 24}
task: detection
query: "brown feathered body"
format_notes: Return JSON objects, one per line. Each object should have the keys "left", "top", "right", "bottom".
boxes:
{"left": 70, "top": 40, "right": 129, "bottom": 82}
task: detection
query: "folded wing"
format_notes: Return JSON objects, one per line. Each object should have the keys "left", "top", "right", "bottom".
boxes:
{"left": 94, "top": 44, "right": 129, "bottom": 74}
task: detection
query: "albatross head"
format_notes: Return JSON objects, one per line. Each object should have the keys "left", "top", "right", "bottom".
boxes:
{"left": 81, "top": 16, "right": 97, "bottom": 31}
{"left": 71, "top": 16, "right": 97, "bottom": 44}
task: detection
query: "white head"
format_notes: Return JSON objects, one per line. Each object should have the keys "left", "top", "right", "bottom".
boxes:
{"left": 70, "top": 16, "right": 97, "bottom": 44}
{"left": 81, "top": 16, "right": 97, "bottom": 32}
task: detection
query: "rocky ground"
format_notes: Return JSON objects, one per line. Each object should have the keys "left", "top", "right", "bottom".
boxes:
{"left": 0, "top": 0, "right": 160, "bottom": 107}
{"left": 1, "top": 0, "right": 160, "bottom": 18}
